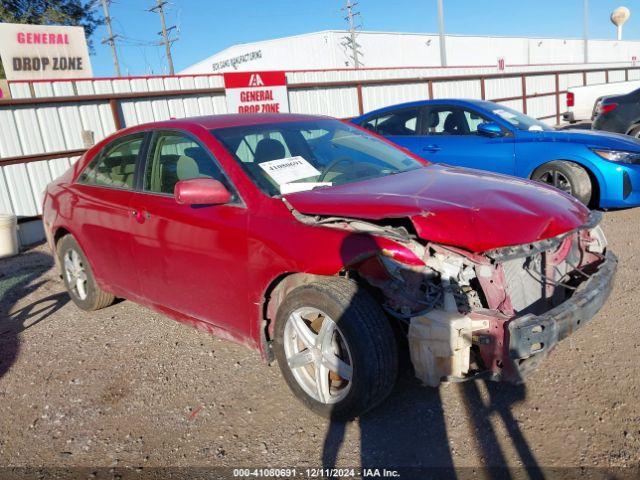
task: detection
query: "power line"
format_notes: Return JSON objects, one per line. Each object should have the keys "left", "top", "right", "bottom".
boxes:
{"left": 342, "top": 0, "right": 362, "bottom": 68}
{"left": 149, "top": 0, "right": 178, "bottom": 75}
{"left": 100, "top": 0, "right": 121, "bottom": 76}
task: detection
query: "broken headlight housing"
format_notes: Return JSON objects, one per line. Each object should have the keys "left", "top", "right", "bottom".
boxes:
{"left": 587, "top": 224, "right": 608, "bottom": 254}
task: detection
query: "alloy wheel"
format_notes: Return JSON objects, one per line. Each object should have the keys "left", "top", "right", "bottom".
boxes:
{"left": 539, "top": 170, "right": 573, "bottom": 194}
{"left": 283, "top": 307, "right": 353, "bottom": 404}
{"left": 63, "top": 249, "right": 88, "bottom": 301}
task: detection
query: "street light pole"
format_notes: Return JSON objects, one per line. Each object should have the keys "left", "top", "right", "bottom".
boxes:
{"left": 583, "top": 0, "right": 589, "bottom": 64}
{"left": 100, "top": 0, "right": 121, "bottom": 76}
{"left": 437, "top": 0, "right": 447, "bottom": 67}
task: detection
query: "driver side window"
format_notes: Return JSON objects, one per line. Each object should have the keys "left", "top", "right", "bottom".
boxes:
{"left": 143, "top": 131, "right": 224, "bottom": 195}
{"left": 424, "top": 107, "right": 490, "bottom": 136}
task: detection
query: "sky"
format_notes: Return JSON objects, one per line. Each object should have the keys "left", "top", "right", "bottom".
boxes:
{"left": 90, "top": 0, "right": 640, "bottom": 77}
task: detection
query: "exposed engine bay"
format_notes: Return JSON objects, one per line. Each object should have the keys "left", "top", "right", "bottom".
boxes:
{"left": 287, "top": 202, "right": 614, "bottom": 386}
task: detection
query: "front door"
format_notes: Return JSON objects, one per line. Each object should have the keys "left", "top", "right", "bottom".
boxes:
{"left": 420, "top": 105, "right": 516, "bottom": 175}
{"left": 127, "top": 129, "right": 250, "bottom": 336}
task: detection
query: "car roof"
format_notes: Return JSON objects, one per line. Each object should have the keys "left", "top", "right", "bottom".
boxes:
{"left": 354, "top": 98, "right": 498, "bottom": 118}
{"left": 132, "top": 113, "right": 332, "bottom": 132}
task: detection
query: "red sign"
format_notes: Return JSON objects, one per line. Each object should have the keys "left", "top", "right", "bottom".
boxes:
{"left": 497, "top": 57, "right": 505, "bottom": 71}
{"left": 223, "top": 71, "right": 289, "bottom": 114}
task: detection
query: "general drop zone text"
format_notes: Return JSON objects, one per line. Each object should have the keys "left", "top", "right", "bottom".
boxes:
{"left": 12, "top": 56, "right": 84, "bottom": 72}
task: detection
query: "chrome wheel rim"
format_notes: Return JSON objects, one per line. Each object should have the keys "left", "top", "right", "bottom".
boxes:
{"left": 539, "top": 170, "right": 572, "bottom": 194}
{"left": 283, "top": 307, "right": 353, "bottom": 405}
{"left": 64, "top": 249, "right": 88, "bottom": 301}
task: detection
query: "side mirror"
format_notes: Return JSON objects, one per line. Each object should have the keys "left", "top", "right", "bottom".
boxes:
{"left": 174, "top": 178, "right": 232, "bottom": 206}
{"left": 477, "top": 122, "right": 504, "bottom": 138}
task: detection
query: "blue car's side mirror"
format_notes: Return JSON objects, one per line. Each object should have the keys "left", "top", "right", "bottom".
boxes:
{"left": 477, "top": 122, "right": 504, "bottom": 138}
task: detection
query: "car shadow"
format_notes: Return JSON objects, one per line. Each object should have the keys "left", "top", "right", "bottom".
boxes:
{"left": 0, "top": 250, "right": 62, "bottom": 380}
{"left": 320, "top": 232, "right": 544, "bottom": 478}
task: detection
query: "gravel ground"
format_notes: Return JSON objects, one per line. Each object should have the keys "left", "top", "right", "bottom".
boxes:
{"left": 0, "top": 209, "right": 639, "bottom": 476}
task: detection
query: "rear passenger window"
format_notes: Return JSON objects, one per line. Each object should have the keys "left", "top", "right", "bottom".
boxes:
{"left": 78, "top": 134, "right": 144, "bottom": 189}
{"left": 144, "top": 132, "right": 224, "bottom": 195}
{"left": 362, "top": 108, "right": 419, "bottom": 136}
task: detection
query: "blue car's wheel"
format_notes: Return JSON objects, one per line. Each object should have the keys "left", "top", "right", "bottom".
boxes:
{"left": 531, "top": 161, "right": 592, "bottom": 206}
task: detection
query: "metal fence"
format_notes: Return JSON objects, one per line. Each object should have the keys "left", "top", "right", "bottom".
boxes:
{"left": 1, "top": 62, "right": 639, "bottom": 218}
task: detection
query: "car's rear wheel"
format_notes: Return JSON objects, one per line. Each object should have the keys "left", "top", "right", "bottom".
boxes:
{"left": 57, "top": 235, "right": 115, "bottom": 311}
{"left": 273, "top": 277, "right": 398, "bottom": 419}
{"left": 531, "top": 160, "right": 592, "bottom": 206}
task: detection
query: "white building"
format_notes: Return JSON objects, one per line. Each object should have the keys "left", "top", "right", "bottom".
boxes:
{"left": 180, "top": 30, "right": 640, "bottom": 74}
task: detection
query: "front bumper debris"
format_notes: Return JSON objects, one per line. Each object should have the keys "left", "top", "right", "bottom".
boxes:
{"left": 504, "top": 250, "right": 617, "bottom": 382}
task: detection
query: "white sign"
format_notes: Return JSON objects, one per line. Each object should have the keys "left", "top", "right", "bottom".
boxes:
{"left": 258, "top": 156, "right": 320, "bottom": 186}
{"left": 223, "top": 71, "right": 289, "bottom": 114}
{"left": 0, "top": 23, "right": 93, "bottom": 81}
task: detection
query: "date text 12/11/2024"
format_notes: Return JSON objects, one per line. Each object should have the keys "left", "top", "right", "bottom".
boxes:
{"left": 232, "top": 468, "right": 401, "bottom": 478}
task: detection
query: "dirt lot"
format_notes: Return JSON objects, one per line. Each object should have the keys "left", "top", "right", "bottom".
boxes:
{"left": 0, "top": 209, "right": 639, "bottom": 476}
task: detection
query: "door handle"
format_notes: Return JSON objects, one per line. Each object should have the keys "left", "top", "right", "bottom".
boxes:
{"left": 422, "top": 144, "right": 441, "bottom": 152}
{"left": 131, "top": 209, "right": 150, "bottom": 223}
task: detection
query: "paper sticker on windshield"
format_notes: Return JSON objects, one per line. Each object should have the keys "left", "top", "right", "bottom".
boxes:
{"left": 258, "top": 156, "right": 320, "bottom": 185}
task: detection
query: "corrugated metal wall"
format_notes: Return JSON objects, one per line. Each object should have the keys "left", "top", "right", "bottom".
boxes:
{"left": 0, "top": 62, "right": 637, "bottom": 218}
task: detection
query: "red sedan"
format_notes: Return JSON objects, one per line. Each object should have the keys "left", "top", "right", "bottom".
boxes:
{"left": 43, "top": 114, "right": 617, "bottom": 419}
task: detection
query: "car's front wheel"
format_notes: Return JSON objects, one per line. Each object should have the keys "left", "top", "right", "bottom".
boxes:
{"left": 273, "top": 277, "right": 398, "bottom": 419}
{"left": 531, "top": 160, "right": 593, "bottom": 206}
{"left": 57, "top": 235, "right": 115, "bottom": 311}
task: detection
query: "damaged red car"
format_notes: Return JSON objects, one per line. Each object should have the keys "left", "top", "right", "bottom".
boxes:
{"left": 43, "top": 114, "right": 617, "bottom": 419}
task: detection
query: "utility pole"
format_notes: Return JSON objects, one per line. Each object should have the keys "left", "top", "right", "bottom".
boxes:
{"left": 437, "top": 0, "right": 447, "bottom": 67}
{"left": 100, "top": 0, "right": 121, "bottom": 76}
{"left": 150, "top": 0, "right": 177, "bottom": 75}
{"left": 343, "top": 0, "right": 362, "bottom": 68}
{"left": 583, "top": 0, "right": 589, "bottom": 63}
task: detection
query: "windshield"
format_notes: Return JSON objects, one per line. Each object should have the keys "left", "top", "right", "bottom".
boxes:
{"left": 212, "top": 119, "right": 425, "bottom": 196}
{"left": 491, "top": 105, "right": 552, "bottom": 132}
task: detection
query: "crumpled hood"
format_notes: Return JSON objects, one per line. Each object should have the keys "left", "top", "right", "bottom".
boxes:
{"left": 284, "top": 165, "right": 591, "bottom": 253}
{"left": 539, "top": 129, "right": 640, "bottom": 150}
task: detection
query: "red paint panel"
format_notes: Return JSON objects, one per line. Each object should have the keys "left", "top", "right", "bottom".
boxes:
{"left": 285, "top": 164, "right": 589, "bottom": 253}
{"left": 223, "top": 71, "right": 286, "bottom": 88}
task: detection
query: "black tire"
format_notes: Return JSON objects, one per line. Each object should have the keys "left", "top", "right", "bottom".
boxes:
{"left": 627, "top": 124, "right": 640, "bottom": 138}
{"left": 273, "top": 277, "right": 398, "bottom": 420}
{"left": 531, "top": 160, "right": 592, "bottom": 206}
{"left": 57, "top": 235, "right": 115, "bottom": 311}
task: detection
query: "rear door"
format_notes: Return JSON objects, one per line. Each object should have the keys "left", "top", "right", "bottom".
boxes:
{"left": 127, "top": 129, "right": 250, "bottom": 335}
{"left": 360, "top": 106, "right": 428, "bottom": 154}
{"left": 71, "top": 133, "right": 146, "bottom": 296}
{"left": 420, "top": 104, "right": 516, "bottom": 175}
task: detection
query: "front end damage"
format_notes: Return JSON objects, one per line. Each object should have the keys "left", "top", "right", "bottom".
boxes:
{"left": 298, "top": 207, "right": 617, "bottom": 386}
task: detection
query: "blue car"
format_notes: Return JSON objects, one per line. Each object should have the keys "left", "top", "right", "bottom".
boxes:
{"left": 351, "top": 99, "right": 640, "bottom": 208}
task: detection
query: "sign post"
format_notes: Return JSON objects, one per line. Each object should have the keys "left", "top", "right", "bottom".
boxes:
{"left": 223, "top": 71, "right": 289, "bottom": 114}
{"left": 0, "top": 23, "right": 93, "bottom": 81}
{"left": 0, "top": 80, "right": 10, "bottom": 100}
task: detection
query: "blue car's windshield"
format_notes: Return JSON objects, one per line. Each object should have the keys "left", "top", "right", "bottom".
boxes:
{"left": 491, "top": 105, "right": 552, "bottom": 132}
{"left": 212, "top": 119, "right": 424, "bottom": 196}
